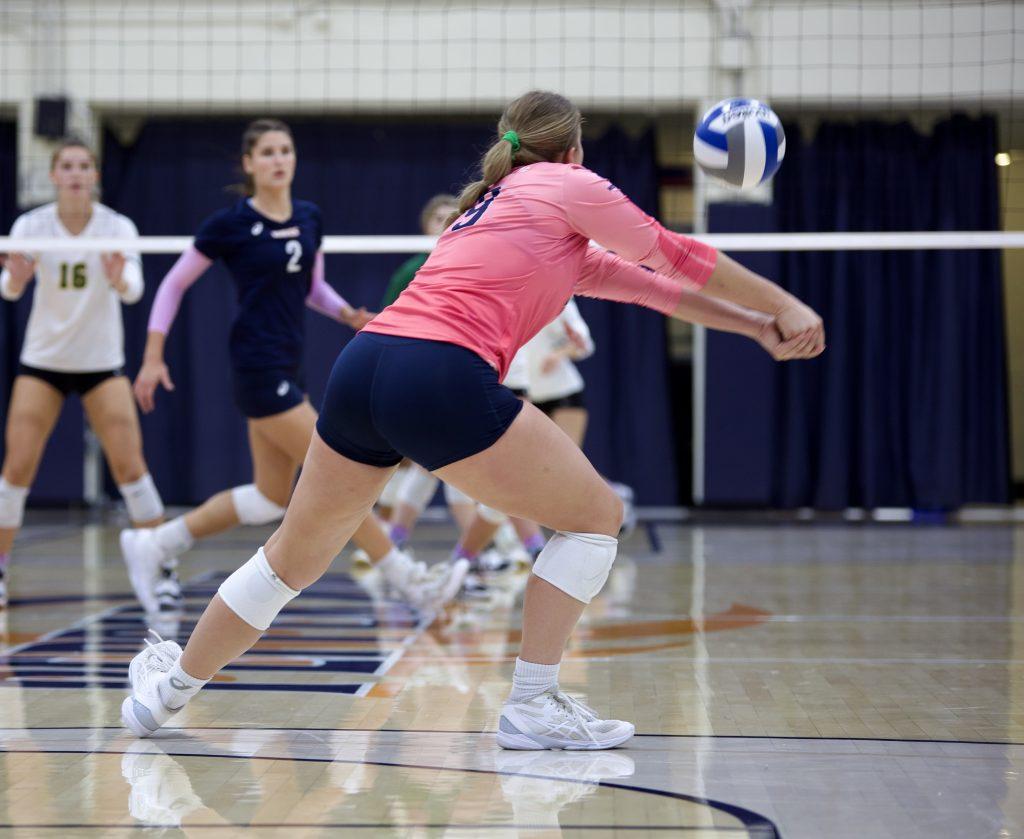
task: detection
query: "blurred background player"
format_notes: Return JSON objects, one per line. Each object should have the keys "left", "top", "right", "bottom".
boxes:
{"left": 0, "top": 139, "right": 163, "bottom": 607}
{"left": 120, "top": 119, "right": 466, "bottom": 614}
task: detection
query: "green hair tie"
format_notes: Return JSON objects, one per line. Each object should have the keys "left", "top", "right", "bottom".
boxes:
{"left": 502, "top": 130, "right": 521, "bottom": 152}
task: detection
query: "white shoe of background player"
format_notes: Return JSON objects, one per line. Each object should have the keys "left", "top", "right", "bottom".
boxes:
{"left": 382, "top": 550, "right": 469, "bottom": 610}
{"left": 120, "top": 528, "right": 168, "bottom": 614}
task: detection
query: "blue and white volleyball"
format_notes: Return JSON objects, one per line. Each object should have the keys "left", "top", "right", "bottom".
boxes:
{"left": 693, "top": 98, "right": 786, "bottom": 190}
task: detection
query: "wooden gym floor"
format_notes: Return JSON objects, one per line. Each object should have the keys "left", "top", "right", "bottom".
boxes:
{"left": 0, "top": 513, "right": 1022, "bottom": 837}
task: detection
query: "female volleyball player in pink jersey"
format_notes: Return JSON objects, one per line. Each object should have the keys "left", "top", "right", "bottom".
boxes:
{"left": 124, "top": 91, "right": 824, "bottom": 750}
{"left": 120, "top": 118, "right": 467, "bottom": 615}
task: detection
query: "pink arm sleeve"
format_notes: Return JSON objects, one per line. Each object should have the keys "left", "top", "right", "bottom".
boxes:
{"left": 575, "top": 248, "right": 686, "bottom": 315}
{"left": 563, "top": 167, "right": 717, "bottom": 288}
{"left": 305, "top": 251, "right": 350, "bottom": 321}
{"left": 575, "top": 248, "right": 766, "bottom": 337}
{"left": 147, "top": 246, "right": 212, "bottom": 335}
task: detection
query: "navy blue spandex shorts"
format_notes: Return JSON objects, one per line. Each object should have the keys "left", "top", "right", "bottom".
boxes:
{"left": 316, "top": 333, "right": 524, "bottom": 471}
{"left": 233, "top": 365, "right": 305, "bottom": 419}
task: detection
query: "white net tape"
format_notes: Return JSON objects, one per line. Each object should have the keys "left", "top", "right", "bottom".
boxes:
{"left": 3, "top": 232, "right": 1023, "bottom": 255}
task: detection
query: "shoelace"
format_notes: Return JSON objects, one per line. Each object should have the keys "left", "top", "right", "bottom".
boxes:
{"left": 547, "top": 691, "right": 602, "bottom": 743}
{"left": 142, "top": 629, "right": 178, "bottom": 672}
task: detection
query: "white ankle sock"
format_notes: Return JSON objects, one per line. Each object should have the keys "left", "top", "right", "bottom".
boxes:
{"left": 157, "top": 660, "right": 209, "bottom": 711}
{"left": 154, "top": 518, "right": 194, "bottom": 558}
{"left": 509, "top": 657, "right": 560, "bottom": 703}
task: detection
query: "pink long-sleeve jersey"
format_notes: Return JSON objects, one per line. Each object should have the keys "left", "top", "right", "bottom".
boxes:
{"left": 364, "top": 162, "right": 717, "bottom": 380}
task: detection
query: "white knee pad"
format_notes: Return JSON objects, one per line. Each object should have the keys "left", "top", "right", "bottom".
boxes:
{"left": 377, "top": 465, "right": 408, "bottom": 507}
{"left": 0, "top": 478, "right": 29, "bottom": 528}
{"left": 532, "top": 531, "right": 618, "bottom": 604}
{"left": 231, "top": 484, "right": 286, "bottom": 525}
{"left": 217, "top": 547, "right": 301, "bottom": 630}
{"left": 119, "top": 473, "right": 164, "bottom": 523}
{"left": 476, "top": 503, "right": 507, "bottom": 525}
{"left": 444, "top": 482, "right": 472, "bottom": 506}
{"left": 397, "top": 468, "right": 439, "bottom": 512}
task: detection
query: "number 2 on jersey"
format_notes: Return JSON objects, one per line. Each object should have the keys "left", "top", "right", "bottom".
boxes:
{"left": 285, "top": 240, "right": 302, "bottom": 273}
{"left": 59, "top": 262, "right": 87, "bottom": 289}
{"left": 451, "top": 187, "right": 501, "bottom": 231}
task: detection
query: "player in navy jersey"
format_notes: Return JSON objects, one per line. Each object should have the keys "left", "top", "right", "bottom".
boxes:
{"left": 120, "top": 118, "right": 467, "bottom": 617}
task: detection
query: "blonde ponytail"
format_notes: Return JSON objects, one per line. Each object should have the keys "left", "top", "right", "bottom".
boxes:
{"left": 448, "top": 90, "right": 583, "bottom": 227}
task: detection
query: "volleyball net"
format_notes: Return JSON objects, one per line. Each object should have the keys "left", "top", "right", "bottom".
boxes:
{"left": 1, "top": 1, "right": 1021, "bottom": 245}
{"left": 3, "top": 232, "right": 1024, "bottom": 255}
{"left": 1, "top": 1, "right": 1022, "bottom": 507}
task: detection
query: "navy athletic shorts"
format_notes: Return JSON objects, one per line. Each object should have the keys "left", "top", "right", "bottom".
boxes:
{"left": 232, "top": 365, "right": 306, "bottom": 419}
{"left": 316, "top": 333, "right": 524, "bottom": 471}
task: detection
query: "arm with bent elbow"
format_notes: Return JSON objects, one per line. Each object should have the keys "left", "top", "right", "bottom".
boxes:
{"left": 134, "top": 246, "right": 212, "bottom": 413}
{"left": 305, "top": 250, "right": 374, "bottom": 330}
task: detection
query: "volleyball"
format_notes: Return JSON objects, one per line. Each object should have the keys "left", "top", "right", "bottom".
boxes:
{"left": 693, "top": 98, "right": 786, "bottom": 189}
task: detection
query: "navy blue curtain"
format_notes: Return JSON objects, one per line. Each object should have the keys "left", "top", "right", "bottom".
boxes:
{"left": 98, "top": 118, "right": 675, "bottom": 504}
{"left": 573, "top": 127, "right": 678, "bottom": 504}
{"left": 705, "top": 115, "right": 1010, "bottom": 508}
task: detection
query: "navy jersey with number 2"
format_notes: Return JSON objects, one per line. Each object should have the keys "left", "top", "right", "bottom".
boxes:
{"left": 193, "top": 198, "right": 323, "bottom": 371}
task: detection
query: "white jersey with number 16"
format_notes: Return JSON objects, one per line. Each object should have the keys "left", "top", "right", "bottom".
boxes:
{"left": 0, "top": 202, "right": 143, "bottom": 372}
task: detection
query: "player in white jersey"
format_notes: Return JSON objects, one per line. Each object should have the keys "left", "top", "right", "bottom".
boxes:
{"left": 0, "top": 140, "right": 165, "bottom": 606}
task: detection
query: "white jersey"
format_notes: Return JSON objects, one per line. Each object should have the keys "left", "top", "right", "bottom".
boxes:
{"left": 525, "top": 298, "right": 594, "bottom": 403}
{"left": 0, "top": 203, "right": 143, "bottom": 372}
{"left": 503, "top": 346, "right": 531, "bottom": 392}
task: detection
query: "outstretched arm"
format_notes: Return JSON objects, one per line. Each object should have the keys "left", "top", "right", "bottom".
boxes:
{"left": 134, "top": 246, "right": 212, "bottom": 413}
{"left": 305, "top": 250, "right": 373, "bottom": 330}
{"left": 563, "top": 167, "right": 824, "bottom": 356}
{"left": 575, "top": 247, "right": 820, "bottom": 360}
{"left": 700, "top": 251, "right": 824, "bottom": 357}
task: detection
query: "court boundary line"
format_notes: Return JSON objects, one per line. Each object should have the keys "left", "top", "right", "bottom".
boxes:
{"left": 4, "top": 726, "right": 1022, "bottom": 747}
{"left": 0, "top": 747, "right": 781, "bottom": 838}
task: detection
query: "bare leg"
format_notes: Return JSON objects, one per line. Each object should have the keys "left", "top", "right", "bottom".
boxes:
{"left": 458, "top": 512, "right": 502, "bottom": 556}
{"left": 0, "top": 377, "right": 64, "bottom": 555}
{"left": 449, "top": 499, "right": 476, "bottom": 533}
{"left": 435, "top": 403, "right": 621, "bottom": 665}
{"left": 180, "top": 403, "right": 618, "bottom": 680}
{"left": 82, "top": 376, "right": 162, "bottom": 527}
{"left": 182, "top": 404, "right": 312, "bottom": 538}
{"left": 180, "top": 434, "right": 395, "bottom": 678}
{"left": 550, "top": 406, "right": 588, "bottom": 448}
{"left": 352, "top": 514, "right": 398, "bottom": 563}
{"left": 510, "top": 516, "right": 543, "bottom": 544}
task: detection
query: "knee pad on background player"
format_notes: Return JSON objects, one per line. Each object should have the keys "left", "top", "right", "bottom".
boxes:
{"left": 444, "top": 482, "right": 472, "bottom": 506}
{"left": 531, "top": 531, "right": 618, "bottom": 604}
{"left": 377, "top": 465, "right": 408, "bottom": 507}
{"left": 119, "top": 473, "right": 165, "bottom": 523}
{"left": 396, "top": 468, "right": 439, "bottom": 512}
{"left": 231, "top": 484, "right": 286, "bottom": 525}
{"left": 217, "top": 547, "right": 300, "bottom": 630}
{"left": 476, "top": 503, "right": 507, "bottom": 525}
{"left": 0, "top": 478, "right": 29, "bottom": 528}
